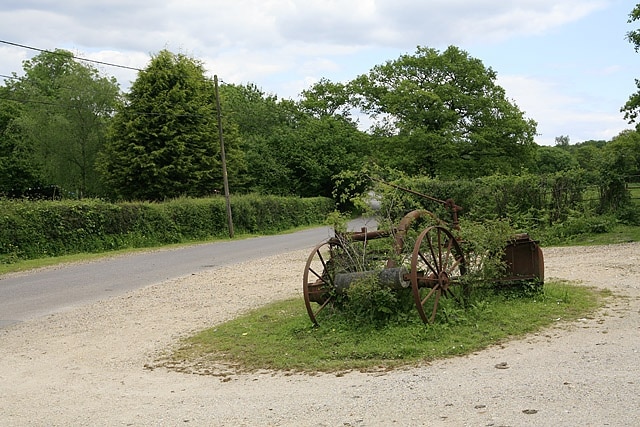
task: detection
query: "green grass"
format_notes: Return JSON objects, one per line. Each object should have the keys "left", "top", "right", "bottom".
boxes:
{"left": 549, "top": 224, "right": 640, "bottom": 246}
{"left": 165, "top": 281, "right": 609, "bottom": 374}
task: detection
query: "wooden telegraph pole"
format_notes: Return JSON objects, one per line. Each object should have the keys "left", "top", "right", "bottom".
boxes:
{"left": 214, "top": 75, "right": 234, "bottom": 238}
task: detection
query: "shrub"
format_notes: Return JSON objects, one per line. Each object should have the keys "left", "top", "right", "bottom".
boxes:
{"left": 542, "top": 212, "right": 617, "bottom": 244}
{"left": 341, "top": 274, "right": 414, "bottom": 327}
{"left": 0, "top": 195, "right": 335, "bottom": 263}
{"left": 615, "top": 203, "right": 640, "bottom": 226}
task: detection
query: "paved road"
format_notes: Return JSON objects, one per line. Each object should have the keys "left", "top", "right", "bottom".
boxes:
{"left": 0, "top": 218, "right": 377, "bottom": 328}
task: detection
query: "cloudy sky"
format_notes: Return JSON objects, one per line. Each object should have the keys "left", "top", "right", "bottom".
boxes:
{"left": 0, "top": 0, "right": 637, "bottom": 145}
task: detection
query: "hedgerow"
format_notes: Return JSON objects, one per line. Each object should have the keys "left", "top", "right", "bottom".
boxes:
{"left": 0, "top": 195, "right": 334, "bottom": 263}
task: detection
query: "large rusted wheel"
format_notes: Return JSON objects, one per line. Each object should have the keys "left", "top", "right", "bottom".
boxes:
{"left": 303, "top": 239, "right": 352, "bottom": 325}
{"left": 410, "top": 226, "right": 467, "bottom": 324}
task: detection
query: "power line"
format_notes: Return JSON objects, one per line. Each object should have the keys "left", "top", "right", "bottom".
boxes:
{"left": 1, "top": 39, "right": 220, "bottom": 119}
{"left": 0, "top": 95, "right": 59, "bottom": 108}
{"left": 0, "top": 73, "right": 98, "bottom": 92}
{"left": 0, "top": 95, "right": 214, "bottom": 119}
{"left": 1, "top": 40, "right": 226, "bottom": 84}
{"left": 0, "top": 39, "right": 143, "bottom": 72}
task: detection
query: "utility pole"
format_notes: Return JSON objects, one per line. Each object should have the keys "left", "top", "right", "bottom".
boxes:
{"left": 214, "top": 74, "right": 234, "bottom": 238}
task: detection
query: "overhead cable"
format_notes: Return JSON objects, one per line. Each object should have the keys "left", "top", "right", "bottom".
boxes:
{"left": 0, "top": 39, "right": 143, "bottom": 72}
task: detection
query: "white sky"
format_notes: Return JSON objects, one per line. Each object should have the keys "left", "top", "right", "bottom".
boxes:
{"left": 0, "top": 0, "right": 637, "bottom": 145}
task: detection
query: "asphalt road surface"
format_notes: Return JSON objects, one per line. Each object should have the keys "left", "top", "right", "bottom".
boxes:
{"left": 0, "top": 218, "right": 377, "bottom": 329}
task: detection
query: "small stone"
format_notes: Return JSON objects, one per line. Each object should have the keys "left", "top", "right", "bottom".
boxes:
{"left": 494, "top": 362, "right": 509, "bottom": 369}
{"left": 522, "top": 409, "right": 538, "bottom": 414}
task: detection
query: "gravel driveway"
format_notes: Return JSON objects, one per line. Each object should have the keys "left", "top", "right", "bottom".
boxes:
{"left": 1, "top": 242, "right": 639, "bottom": 426}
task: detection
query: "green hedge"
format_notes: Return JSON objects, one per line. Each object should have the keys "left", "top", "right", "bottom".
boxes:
{"left": 378, "top": 171, "right": 590, "bottom": 226}
{"left": 0, "top": 195, "right": 335, "bottom": 263}
{"left": 374, "top": 170, "right": 640, "bottom": 243}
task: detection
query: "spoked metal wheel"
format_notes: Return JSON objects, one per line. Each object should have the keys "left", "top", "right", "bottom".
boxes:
{"left": 303, "top": 239, "right": 352, "bottom": 325}
{"left": 410, "top": 226, "right": 467, "bottom": 324}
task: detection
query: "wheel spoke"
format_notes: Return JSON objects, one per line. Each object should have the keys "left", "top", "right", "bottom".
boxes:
{"left": 313, "top": 294, "right": 334, "bottom": 317}
{"left": 428, "top": 233, "right": 440, "bottom": 274}
{"left": 317, "top": 249, "right": 327, "bottom": 270}
{"left": 436, "top": 228, "right": 444, "bottom": 272}
{"left": 308, "top": 266, "right": 324, "bottom": 283}
{"left": 429, "top": 289, "right": 441, "bottom": 323}
{"left": 419, "top": 251, "right": 438, "bottom": 276}
{"left": 445, "top": 257, "right": 462, "bottom": 274}
{"left": 420, "top": 285, "right": 438, "bottom": 306}
{"left": 442, "top": 234, "right": 453, "bottom": 269}
{"left": 445, "top": 287, "right": 463, "bottom": 305}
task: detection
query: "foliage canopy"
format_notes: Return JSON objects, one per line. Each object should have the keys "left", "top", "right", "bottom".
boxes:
{"left": 99, "top": 50, "right": 245, "bottom": 201}
{"left": 622, "top": 4, "right": 640, "bottom": 126}
{"left": 348, "top": 46, "right": 538, "bottom": 178}
{"left": 1, "top": 49, "right": 120, "bottom": 197}
{"left": 0, "top": 42, "right": 638, "bottom": 214}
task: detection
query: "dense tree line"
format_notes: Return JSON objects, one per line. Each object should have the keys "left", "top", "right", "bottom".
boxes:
{"left": 0, "top": 36, "right": 639, "bottom": 209}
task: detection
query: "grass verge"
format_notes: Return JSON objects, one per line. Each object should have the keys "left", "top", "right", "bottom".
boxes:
{"left": 166, "top": 281, "right": 610, "bottom": 375}
{"left": 553, "top": 224, "right": 640, "bottom": 246}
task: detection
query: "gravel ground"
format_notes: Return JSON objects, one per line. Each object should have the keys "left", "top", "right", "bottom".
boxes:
{"left": 1, "top": 242, "right": 639, "bottom": 426}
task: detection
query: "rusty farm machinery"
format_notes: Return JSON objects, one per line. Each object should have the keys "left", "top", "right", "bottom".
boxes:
{"left": 302, "top": 181, "right": 544, "bottom": 326}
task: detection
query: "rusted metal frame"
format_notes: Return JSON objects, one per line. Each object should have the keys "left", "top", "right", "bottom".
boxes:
{"left": 367, "top": 175, "right": 463, "bottom": 230}
{"left": 330, "top": 229, "right": 390, "bottom": 244}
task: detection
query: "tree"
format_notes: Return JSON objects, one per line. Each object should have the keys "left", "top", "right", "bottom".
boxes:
{"left": 554, "top": 135, "right": 570, "bottom": 148}
{"left": 626, "top": 4, "right": 640, "bottom": 51}
{"left": 572, "top": 140, "right": 606, "bottom": 182}
{"left": 534, "top": 146, "right": 578, "bottom": 174}
{"left": 298, "top": 78, "right": 352, "bottom": 118}
{"left": 99, "top": 50, "right": 245, "bottom": 201}
{"left": 220, "top": 82, "right": 370, "bottom": 198}
{"left": 294, "top": 81, "right": 371, "bottom": 197}
{"left": 3, "top": 49, "right": 120, "bottom": 197}
{"left": 622, "top": 4, "right": 640, "bottom": 126}
{"left": 348, "top": 46, "right": 538, "bottom": 178}
{"left": 219, "top": 83, "right": 295, "bottom": 195}
{"left": 0, "top": 93, "right": 43, "bottom": 195}
{"left": 596, "top": 130, "right": 640, "bottom": 212}
{"left": 607, "top": 130, "right": 640, "bottom": 177}
{"left": 284, "top": 113, "right": 370, "bottom": 197}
